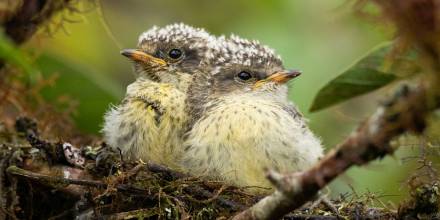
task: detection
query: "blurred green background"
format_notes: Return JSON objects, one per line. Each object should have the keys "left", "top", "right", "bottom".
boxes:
{"left": 29, "top": 0, "right": 425, "bottom": 204}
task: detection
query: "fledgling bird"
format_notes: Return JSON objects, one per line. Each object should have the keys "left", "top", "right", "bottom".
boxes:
{"left": 182, "top": 35, "right": 324, "bottom": 190}
{"left": 102, "top": 23, "right": 215, "bottom": 167}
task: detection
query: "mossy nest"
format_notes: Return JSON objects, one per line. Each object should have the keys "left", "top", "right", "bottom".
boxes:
{"left": 0, "top": 117, "right": 438, "bottom": 219}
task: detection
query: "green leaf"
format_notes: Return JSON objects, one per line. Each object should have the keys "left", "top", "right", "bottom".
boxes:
{"left": 309, "top": 42, "right": 420, "bottom": 112}
{"left": 36, "top": 52, "right": 123, "bottom": 133}
{"left": 309, "top": 68, "right": 396, "bottom": 112}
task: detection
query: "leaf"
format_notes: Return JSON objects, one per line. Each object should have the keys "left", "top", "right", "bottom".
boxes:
{"left": 36, "top": 52, "right": 123, "bottom": 133}
{"left": 309, "top": 42, "right": 421, "bottom": 112}
{"left": 309, "top": 68, "right": 396, "bottom": 112}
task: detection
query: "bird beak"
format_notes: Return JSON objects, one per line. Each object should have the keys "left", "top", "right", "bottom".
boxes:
{"left": 120, "top": 49, "right": 167, "bottom": 67}
{"left": 254, "top": 70, "right": 301, "bottom": 89}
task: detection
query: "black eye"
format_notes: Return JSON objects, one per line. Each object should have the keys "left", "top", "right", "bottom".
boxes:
{"left": 168, "top": 48, "right": 183, "bottom": 59}
{"left": 237, "top": 71, "right": 253, "bottom": 81}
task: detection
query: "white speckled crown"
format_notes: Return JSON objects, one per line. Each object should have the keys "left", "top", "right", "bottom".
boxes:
{"left": 138, "top": 23, "right": 216, "bottom": 49}
{"left": 206, "top": 34, "right": 283, "bottom": 71}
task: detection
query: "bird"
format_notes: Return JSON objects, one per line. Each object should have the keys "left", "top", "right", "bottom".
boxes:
{"left": 102, "top": 23, "right": 216, "bottom": 167}
{"left": 181, "top": 35, "right": 324, "bottom": 191}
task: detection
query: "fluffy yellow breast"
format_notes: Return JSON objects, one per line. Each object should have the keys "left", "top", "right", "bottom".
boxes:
{"left": 103, "top": 78, "right": 188, "bottom": 168}
{"left": 181, "top": 94, "right": 323, "bottom": 190}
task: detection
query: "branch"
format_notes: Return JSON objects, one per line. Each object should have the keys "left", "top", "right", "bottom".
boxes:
{"left": 233, "top": 82, "right": 439, "bottom": 220}
{"left": 7, "top": 164, "right": 141, "bottom": 192}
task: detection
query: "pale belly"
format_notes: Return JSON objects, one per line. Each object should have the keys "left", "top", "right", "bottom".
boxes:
{"left": 181, "top": 97, "right": 323, "bottom": 190}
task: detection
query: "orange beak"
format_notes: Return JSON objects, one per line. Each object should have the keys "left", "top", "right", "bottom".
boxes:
{"left": 254, "top": 70, "right": 301, "bottom": 89}
{"left": 120, "top": 49, "right": 167, "bottom": 67}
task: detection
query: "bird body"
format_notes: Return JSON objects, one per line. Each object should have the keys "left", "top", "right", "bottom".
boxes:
{"left": 183, "top": 85, "right": 323, "bottom": 189}
{"left": 103, "top": 77, "right": 189, "bottom": 167}
{"left": 102, "top": 23, "right": 214, "bottom": 166}
{"left": 181, "top": 36, "right": 323, "bottom": 190}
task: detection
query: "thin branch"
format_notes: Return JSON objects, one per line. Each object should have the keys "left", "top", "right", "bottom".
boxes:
{"left": 6, "top": 165, "right": 149, "bottom": 194}
{"left": 145, "top": 161, "right": 187, "bottom": 180}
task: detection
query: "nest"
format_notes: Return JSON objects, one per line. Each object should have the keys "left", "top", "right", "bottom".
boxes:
{"left": 1, "top": 117, "right": 436, "bottom": 219}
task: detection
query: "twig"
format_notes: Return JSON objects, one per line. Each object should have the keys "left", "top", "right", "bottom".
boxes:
{"left": 6, "top": 165, "right": 147, "bottom": 194}
{"left": 182, "top": 184, "right": 246, "bottom": 211}
{"left": 146, "top": 162, "right": 187, "bottom": 180}
{"left": 103, "top": 208, "right": 160, "bottom": 219}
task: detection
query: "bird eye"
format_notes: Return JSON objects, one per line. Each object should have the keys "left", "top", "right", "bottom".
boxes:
{"left": 168, "top": 48, "right": 183, "bottom": 59}
{"left": 237, "top": 71, "right": 253, "bottom": 81}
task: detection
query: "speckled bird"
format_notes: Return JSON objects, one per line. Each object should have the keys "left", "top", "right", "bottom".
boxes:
{"left": 102, "top": 23, "right": 216, "bottom": 167}
{"left": 182, "top": 35, "right": 324, "bottom": 191}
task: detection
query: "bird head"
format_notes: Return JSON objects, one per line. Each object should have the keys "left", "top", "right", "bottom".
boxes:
{"left": 186, "top": 35, "right": 301, "bottom": 122}
{"left": 193, "top": 35, "right": 301, "bottom": 99}
{"left": 121, "top": 23, "right": 215, "bottom": 89}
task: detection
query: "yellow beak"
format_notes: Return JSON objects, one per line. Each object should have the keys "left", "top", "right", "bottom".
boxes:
{"left": 120, "top": 49, "right": 167, "bottom": 67}
{"left": 254, "top": 70, "right": 301, "bottom": 89}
